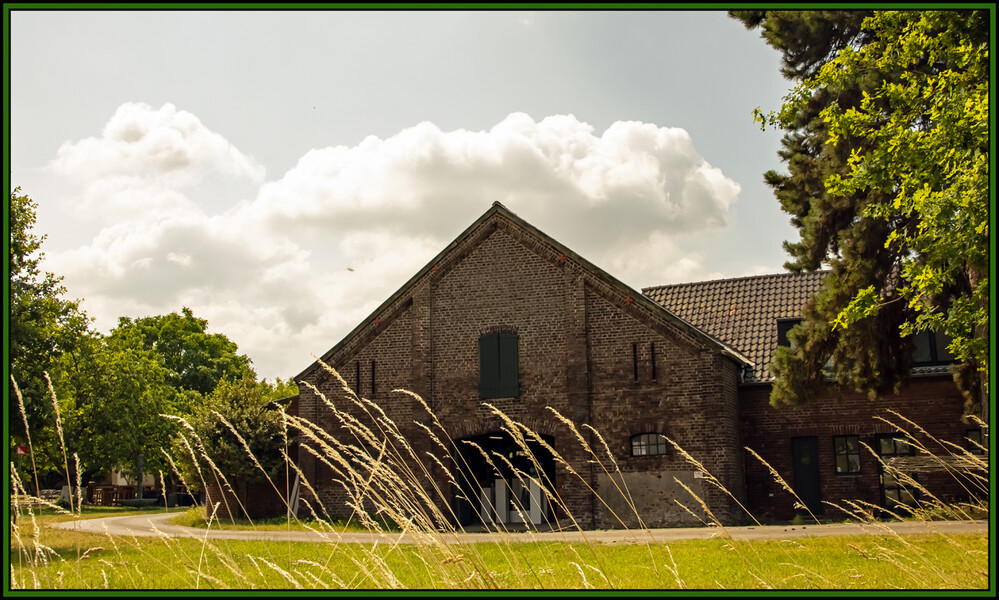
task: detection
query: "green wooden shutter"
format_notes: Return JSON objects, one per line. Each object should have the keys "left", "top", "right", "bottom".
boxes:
{"left": 479, "top": 334, "right": 500, "bottom": 398}
{"left": 498, "top": 333, "right": 519, "bottom": 398}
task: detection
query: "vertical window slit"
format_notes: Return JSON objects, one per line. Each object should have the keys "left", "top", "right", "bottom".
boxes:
{"left": 370, "top": 360, "right": 376, "bottom": 396}
{"left": 650, "top": 342, "right": 657, "bottom": 380}
{"left": 632, "top": 342, "right": 639, "bottom": 382}
{"left": 355, "top": 361, "right": 361, "bottom": 395}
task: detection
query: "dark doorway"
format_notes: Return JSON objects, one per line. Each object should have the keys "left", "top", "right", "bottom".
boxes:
{"left": 791, "top": 436, "right": 823, "bottom": 516}
{"left": 452, "top": 431, "right": 555, "bottom": 527}
{"left": 875, "top": 433, "right": 919, "bottom": 513}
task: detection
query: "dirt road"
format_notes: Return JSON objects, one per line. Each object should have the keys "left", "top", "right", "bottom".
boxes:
{"left": 50, "top": 512, "right": 989, "bottom": 545}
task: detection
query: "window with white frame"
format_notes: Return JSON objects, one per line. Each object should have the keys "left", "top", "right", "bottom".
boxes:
{"left": 630, "top": 433, "right": 668, "bottom": 457}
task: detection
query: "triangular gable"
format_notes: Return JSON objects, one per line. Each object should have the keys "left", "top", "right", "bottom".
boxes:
{"left": 296, "top": 202, "right": 752, "bottom": 381}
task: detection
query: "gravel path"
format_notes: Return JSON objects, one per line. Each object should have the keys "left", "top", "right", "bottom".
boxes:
{"left": 49, "top": 512, "right": 989, "bottom": 545}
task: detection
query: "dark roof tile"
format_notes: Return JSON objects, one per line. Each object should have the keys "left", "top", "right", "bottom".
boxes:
{"left": 643, "top": 271, "right": 828, "bottom": 382}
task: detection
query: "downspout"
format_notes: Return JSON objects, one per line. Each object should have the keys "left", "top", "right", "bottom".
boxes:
{"left": 429, "top": 274, "right": 434, "bottom": 412}
{"left": 582, "top": 278, "right": 596, "bottom": 529}
{"left": 588, "top": 385, "right": 596, "bottom": 529}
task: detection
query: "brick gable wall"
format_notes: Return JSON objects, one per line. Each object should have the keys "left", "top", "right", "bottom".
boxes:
{"left": 292, "top": 208, "right": 979, "bottom": 529}
{"left": 585, "top": 285, "right": 745, "bottom": 527}
{"left": 295, "top": 216, "right": 748, "bottom": 528}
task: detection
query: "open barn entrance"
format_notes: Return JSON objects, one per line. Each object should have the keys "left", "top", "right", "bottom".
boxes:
{"left": 452, "top": 431, "right": 556, "bottom": 528}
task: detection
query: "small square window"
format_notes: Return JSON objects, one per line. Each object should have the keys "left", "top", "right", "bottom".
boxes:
{"left": 913, "top": 330, "right": 955, "bottom": 365}
{"left": 833, "top": 435, "right": 861, "bottom": 474}
{"left": 777, "top": 319, "right": 802, "bottom": 348}
{"left": 631, "top": 433, "right": 668, "bottom": 457}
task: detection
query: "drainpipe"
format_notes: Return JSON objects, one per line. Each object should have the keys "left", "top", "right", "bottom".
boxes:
{"left": 429, "top": 275, "right": 434, "bottom": 413}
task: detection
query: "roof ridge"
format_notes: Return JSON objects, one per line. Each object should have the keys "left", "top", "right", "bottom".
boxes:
{"left": 297, "top": 202, "right": 753, "bottom": 381}
{"left": 642, "top": 269, "right": 829, "bottom": 293}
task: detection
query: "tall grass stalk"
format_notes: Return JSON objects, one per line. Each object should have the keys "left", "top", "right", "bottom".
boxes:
{"left": 9, "top": 368, "right": 989, "bottom": 590}
{"left": 44, "top": 372, "right": 74, "bottom": 515}
{"left": 12, "top": 377, "right": 42, "bottom": 500}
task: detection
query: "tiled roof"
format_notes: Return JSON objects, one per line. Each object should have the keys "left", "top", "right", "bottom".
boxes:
{"left": 643, "top": 271, "right": 828, "bottom": 383}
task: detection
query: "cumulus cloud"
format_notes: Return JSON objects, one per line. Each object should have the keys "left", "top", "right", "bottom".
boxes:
{"left": 53, "top": 102, "right": 265, "bottom": 182}
{"left": 244, "top": 113, "right": 741, "bottom": 295}
{"left": 48, "top": 106, "right": 742, "bottom": 380}
{"left": 50, "top": 102, "right": 265, "bottom": 215}
{"left": 250, "top": 113, "right": 738, "bottom": 244}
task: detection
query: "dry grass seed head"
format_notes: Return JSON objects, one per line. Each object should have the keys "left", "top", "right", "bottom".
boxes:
{"left": 12, "top": 377, "right": 42, "bottom": 500}
{"left": 662, "top": 544, "right": 686, "bottom": 589}
{"left": 569, "top": 561, "right": 593, "bottom": 589}
{"left": 254, "top": 555, "right": 303, "bottom": 589}
{"left": 545, "top": 406, "right": 594, "bottom": 455}
{"left": 313, "top": 357, "right": 356, "bottom": 401}
{"left": 44, "top": 373, "right": 74, "bottom": 514}
{"left": 672, "top": 477, "right": 728, "bottom": 534}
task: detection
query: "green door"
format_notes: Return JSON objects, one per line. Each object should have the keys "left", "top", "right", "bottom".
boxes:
{"left": 791, "top": 436, "right": 823, "bottom": 516}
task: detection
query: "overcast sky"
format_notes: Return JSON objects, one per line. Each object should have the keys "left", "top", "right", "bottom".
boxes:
{"left": 9, "top": 9, "right": 796, "bottom": 382}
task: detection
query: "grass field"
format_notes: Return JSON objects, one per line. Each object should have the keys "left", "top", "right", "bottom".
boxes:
{"left": 9, "top": 505, "right": 990, "bottom": 590}
{"left": 9, "top": 369, "right": 991, "bottom": 590}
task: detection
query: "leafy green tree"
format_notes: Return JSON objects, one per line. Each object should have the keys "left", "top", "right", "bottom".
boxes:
{"left": 816, "top": 11, "right": 989, "bottom": 422}
{"left": 176, "top": 373, "right": 288, "bottom": 500}
{"left": 114, "top": 307, "right": 253, "bottom": 397}
{"left": 64, "top": 309, "right": 253, "bottom": 485}
{"left": 54, "top": 309, "right": 257, "bottom": 492}
{"left": 9, "top": 188, "right": 92, "bottom": 445}
{"left": 733, "top": 10, "right": 989, "bottom": 420}
{"left": 259, "top": 377, "right": 299, "bottom": 402}
{"left": 65, "top": 329, "right": 184, "bottom": 485}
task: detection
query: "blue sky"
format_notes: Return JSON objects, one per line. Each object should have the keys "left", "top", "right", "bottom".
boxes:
{"left": 10, "top": 9, "right": 796, "bottom": 380}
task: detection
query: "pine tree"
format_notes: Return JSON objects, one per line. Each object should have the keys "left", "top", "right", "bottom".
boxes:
{"left": 732, "top": 10, "right": 989, "bottom": 420}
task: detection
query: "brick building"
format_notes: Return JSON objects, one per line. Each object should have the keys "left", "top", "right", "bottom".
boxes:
{"left": 292, "top": 202, "right": 982, "bottom": 529}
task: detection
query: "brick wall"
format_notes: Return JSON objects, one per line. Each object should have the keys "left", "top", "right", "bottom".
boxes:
{"left": 739, "top": 376, "right": 979, "bottom": 522}
{"left": 295, "top": 214, "right": 749, "bottom": 529}
{"left": 204, "top": 475, "right": 291, "bottom": 521}
{"left": 586, "top": 286, "right": 745, "bottom": 527}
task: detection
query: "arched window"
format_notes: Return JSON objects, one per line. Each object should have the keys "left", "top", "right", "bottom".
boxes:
{"left": 631, "top": 433, "right": 668, "bottom": 456}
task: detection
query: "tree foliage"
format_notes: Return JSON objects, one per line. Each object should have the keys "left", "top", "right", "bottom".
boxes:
{"left": 733, "top": 10, "right": 989, "bottom": 419}
{"left": 9, "top": 188, "right": 92, "bottom": 443}
{"left": 113, "top": 307, "right": 253, "bottom": 398}
{"left": 63, "top": 309, "right": 255, "bottom": 480}
{"left": 177, "top": 373, "right": 288, "bottom": 492}
{"left": 259, "top": 377, "right": 299, "bottom": 402}
{"left": 63, "top": 330, "right": 184, "bottom": 481}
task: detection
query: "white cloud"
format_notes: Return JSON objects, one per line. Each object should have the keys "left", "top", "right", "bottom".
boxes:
{"left": 249, "top": 112, "right": 739, "bottom": 250}
{"left": 602, "top": 232, "right": 718, "bottom": 289}
{"left": 72, "top": 176, "right": 200, "bottom": 218}
{"left": 51, "top": 102, "right": 265, "bottom": 185}
{"left": 48, "top": 107, "right": 743, "bottom": 380}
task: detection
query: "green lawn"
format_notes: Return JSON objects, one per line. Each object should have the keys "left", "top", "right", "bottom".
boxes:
{"left": 9, "top": 507, "right": 989, "bottom": 590}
